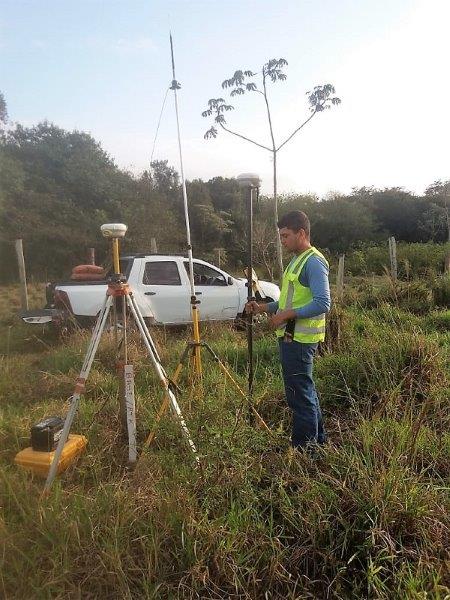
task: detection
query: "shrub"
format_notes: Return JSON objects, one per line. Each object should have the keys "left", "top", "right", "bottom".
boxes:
{"left": 432, "top": 275, "right": 450, "bottom": 308}
{"left": 341, "top": 242, "right": 450, "bottom": 278}
{"left": 349, "top": 280, "right": 433, "bottom": 314}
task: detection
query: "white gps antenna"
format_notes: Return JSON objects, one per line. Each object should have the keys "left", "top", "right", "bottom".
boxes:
{"left": 100, "top": 223, "right": 128, "bottom": 239}
{"left": 100, "top": 223, "right": 128, "bottom": 274}
{"left": 236, "top": 173, "right": 262, "bottom": 189}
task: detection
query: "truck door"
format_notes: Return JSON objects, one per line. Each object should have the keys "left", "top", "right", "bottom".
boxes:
{"left": 184, "top": 261, "right": 240, "bottom": 321}
{"left": 139, "top": 260, "right": 190, "bottom": 324}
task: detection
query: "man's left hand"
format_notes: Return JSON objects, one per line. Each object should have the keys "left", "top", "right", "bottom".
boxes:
{"left": 269, "top": 310, "right": 296, "bottom": 329}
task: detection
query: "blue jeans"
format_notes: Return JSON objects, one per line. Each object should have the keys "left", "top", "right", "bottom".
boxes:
{"left": 278, "top": 340, "right": 326, "bottom": 448}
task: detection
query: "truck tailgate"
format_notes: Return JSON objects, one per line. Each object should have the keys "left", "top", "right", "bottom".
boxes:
{"left": 56, "top": 283, "right": 108, "bottom": 316}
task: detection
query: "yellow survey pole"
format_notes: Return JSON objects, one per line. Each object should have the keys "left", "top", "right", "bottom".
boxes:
{"left": 191, "top": 304, "right": 202, "bottom": 376}
{"left": 112, "top": 238, "right": 120, "bottom": 275}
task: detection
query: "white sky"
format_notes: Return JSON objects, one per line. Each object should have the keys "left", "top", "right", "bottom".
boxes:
{"left": 2, "top": 0, "right": 449, "bottom": 196}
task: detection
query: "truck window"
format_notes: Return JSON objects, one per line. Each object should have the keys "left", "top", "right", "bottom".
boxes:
{"left": 143, "top": 261, "right": 181, "bottom": 285}
{"left": 184, "top": 262, "right": 227, "bottom": 286}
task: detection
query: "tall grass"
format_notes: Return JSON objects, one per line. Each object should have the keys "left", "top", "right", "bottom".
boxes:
{"left": 0, "top": 284, "right": 449, "bottom": 598}
{"left": 342, "top": 242, "right": 450, "bottom": 278}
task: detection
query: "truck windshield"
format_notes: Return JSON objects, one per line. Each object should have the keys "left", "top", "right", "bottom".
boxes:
{"left": 119, "top": 259, "right": 132, "bottom": 277}
{"left": 105, "top": 258, "right": 132, "bottom": 279}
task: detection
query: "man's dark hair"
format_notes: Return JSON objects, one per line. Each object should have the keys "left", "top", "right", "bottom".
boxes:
{"left": 277, "top": 211, "right": 310, "bottom": 236}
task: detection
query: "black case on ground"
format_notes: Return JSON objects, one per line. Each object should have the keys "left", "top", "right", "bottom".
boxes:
{"left": 31, "top": 417, "right": 65, "bottom": 452}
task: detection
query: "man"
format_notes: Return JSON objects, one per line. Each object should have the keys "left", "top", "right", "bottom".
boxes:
{"left": 246, "top": 210, "right": 331, "bottom": 450}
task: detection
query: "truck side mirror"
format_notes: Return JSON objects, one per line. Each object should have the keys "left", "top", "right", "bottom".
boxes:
{"left": 227, "top": 276, "right": 233, "bottom": 285}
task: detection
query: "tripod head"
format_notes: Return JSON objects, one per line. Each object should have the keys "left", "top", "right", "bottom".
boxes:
{"left": 101, "top": 223, "right": 127, "bottom": 277}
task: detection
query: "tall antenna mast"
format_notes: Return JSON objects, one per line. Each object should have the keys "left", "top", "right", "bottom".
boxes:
{"left": 142, "top": 37, "right": 272, "bottom": 438}
{"left": 169, "top": 33, "right": 202, "bottom": 377}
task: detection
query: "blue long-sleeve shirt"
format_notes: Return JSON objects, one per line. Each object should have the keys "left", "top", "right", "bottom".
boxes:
{"left": 266, "top": 254, "right": 331, "bottom": 318}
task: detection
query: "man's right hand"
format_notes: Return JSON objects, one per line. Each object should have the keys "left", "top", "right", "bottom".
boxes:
{"left": 245, "top": 300, "right": 263, "bottom": 315}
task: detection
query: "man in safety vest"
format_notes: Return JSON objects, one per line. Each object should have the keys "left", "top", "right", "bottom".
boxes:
{"left": 246, "top": 210, "right": 331, "bottom": 450}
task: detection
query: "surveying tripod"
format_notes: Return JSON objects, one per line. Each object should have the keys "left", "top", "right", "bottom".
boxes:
{"left": 43, "top": 225, "right": 198, "bottom": 494}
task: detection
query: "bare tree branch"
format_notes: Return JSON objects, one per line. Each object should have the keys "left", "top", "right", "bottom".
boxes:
{"left": 218, "top": 122, "right": 272, "bottom": 152}
{"left": 276, "top": 110, "right": 317, "bottom": 152}
{"left": 262, "top": 70, "right": 276, "bottom": 151}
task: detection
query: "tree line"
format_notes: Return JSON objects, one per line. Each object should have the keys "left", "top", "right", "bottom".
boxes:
{"left": 0, "top": 117, "right": 449, "bottom": 283}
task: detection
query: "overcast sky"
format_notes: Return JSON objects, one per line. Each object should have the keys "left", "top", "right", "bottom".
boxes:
{"left": 2, "top": 0, "right": 449, "bottom": 196}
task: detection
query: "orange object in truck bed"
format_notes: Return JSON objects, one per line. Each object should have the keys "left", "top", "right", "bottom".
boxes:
{"left": 70, "top": 272, "right": 106, "bottom": 281}
{"left": 72, "top": 264, "right": 104, "bottom": 274}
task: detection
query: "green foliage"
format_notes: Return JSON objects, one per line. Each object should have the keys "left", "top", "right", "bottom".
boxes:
{"left": 311, "top": 196, "right": 379, "bottom": 253}
{"left": 350, "top": 280, "right": 433, "bottom": 314}
{"left": 0, "top": 91, "right": 7, "bottom": 127}
{"left": 0, "top": 122, "right": 132, "bottom": 280}
{"left": 424, "top": 309, "right": 450, "bottom": 332}
{"left": 344, "top": 242, "right": 450, "bottom": 277}
{"left": 0, "top": 116, "right": 449, "bottom": 285}
{"left": 432, "top": 275, "right": 450, "bottom": 307}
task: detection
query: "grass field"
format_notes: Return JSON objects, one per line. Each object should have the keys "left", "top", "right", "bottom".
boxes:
{"left": 0, "top": 282, "right": 449, "bottom": 599}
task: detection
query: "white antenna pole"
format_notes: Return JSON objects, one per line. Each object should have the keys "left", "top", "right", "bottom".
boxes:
{"left": 169, "top": 33, "right": 202, "bottom": 377}
{"left": 170, "top": 33, "right": 195, "bottom": 299}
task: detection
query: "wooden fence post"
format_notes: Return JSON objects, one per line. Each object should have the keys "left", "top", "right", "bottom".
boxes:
{"left": 150, "top": 238, "right": 158, "bottom": 253}
{"left": 388, "top": 236, "right": 398, "bottom": 281}
{"left": 336, "top": 254, "right": 345, "bottom": 300}
{"left": 14, "top": 239, "right": 29, "bottom": 310}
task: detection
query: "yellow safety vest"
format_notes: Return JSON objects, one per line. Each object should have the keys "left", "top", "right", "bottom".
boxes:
{"left": 276, "top": 246, "right": 329, "bottom": 343}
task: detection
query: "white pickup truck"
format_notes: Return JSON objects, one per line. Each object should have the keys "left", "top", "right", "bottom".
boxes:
{"left": 22, "top": 254, "right": 279, "bottom": 326}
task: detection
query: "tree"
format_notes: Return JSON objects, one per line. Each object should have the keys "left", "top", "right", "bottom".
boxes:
{"left": 310, "top": 197, "right": 378, "bottom": 253}
{"left": 123, "top": 173, "right": 185, "bottom": 254}
{"left": 186, "top": 179, "right": 232, "bottom": 251}
{"left": 0, "top": 121, "right": 135, "bottom": 280}
{"left": 204, "top": 176, "right": 248, "bottom": 265}
{"left": 149, "top": 160, "right": 180, "bottom": 195}
{"left": 0, "top": 91, "right": 8, "bottom": 129}
{"left": 252, "top": 219, "right": 277, "bottom": 280}
{"left": 202, "top": 59, "right": 340, "bottom": 281}
{"left": 425, "top": 180, "right": 450, "bottom": 243}
{"left": 349, "top": 187, "right": 432, "bottom": 243}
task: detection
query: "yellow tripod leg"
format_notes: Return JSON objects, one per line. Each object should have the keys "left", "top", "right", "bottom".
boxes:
{"left": 201, "top": 343, "right": 272, "bottom": 435}
{"left": 215, "top": 357, "right": 272, "bottom": 435}
{"left": 191, "top": 305, "right": 202, "bottom": 378}
{"left": 140, "top": 349, "right": 187, "bottom": 452}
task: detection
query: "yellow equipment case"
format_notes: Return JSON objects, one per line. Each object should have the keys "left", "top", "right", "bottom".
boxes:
{"left": 14, "top": 434, "right": 87, "bottom": 478}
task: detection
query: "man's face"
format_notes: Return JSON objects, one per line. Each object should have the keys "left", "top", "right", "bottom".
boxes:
{"left": 279, "top": 227, "right": 306, "bottom": 252}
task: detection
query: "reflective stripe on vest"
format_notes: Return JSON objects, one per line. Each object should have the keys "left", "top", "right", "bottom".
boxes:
{"left": 276, "top": 247, "right": 328, "bottom": 343}
{"left": 295, "top": 321, "right": 326, "bottom": 335}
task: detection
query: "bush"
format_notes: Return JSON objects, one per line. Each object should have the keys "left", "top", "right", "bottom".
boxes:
{"left": 348, "top": 279, "right": 434, "bottom": 314}
{"left": 316, "top": 325, "right": 447, "bottom": 423}
{"left": 342, "top": 242, "right": 450, "bottom": 278}
{"left": 432, "top": 275, "right": 450, "bottom": 307}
